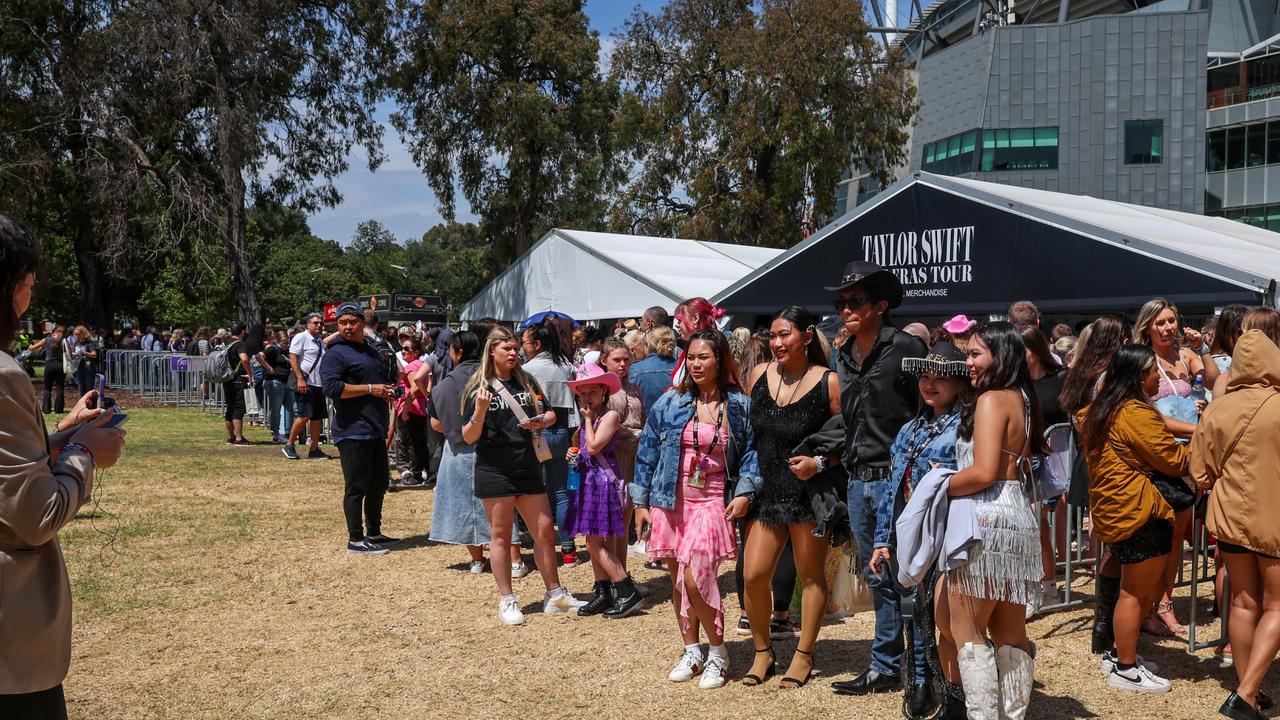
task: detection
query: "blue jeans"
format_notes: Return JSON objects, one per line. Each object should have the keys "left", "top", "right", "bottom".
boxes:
{"left": 264, "top": 379, "right": 288, "bottom": 438}
{"left": 541, "top": 427, "right": 574, "bottom": 552}
{"left": 849, "top": 477, "right": 928, "bottom": 681}
{"left": 280, "top": 387, "right": 297, "bottom": 437}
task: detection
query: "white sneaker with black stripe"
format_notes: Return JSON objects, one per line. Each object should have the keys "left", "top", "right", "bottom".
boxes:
{"left": 698, "top": 655, "right": 728, "bottom": 689}
{"left": 1107, "top": 663, "right": 1171, "bottom": 693}
{"left": 1099, "top": 649, "right": 1160, "bottom": 676}
{"left": 668, "top": 649, "right": 704, "bottom": 682}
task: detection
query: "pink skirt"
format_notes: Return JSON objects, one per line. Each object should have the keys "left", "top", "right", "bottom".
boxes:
{"left": 647, "top": 469, "right": 736, "bottom": 634}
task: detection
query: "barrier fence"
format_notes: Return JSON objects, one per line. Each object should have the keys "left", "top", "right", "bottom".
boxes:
{"left": 104, "top": 349, "right": 263, "bottom": 423}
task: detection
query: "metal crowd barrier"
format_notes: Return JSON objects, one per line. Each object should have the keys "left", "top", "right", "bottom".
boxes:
{"left": 104, "top": 349, "right": 262, "bottom": 423}
{"left": 1033, "top": 423, "right": 1226, "bottom": 654}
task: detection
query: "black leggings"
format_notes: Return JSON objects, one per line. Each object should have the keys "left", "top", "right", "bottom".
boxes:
{"left": 43, "top": 363, "right": 66, "bottom": 414}
{"left": 0, "top": 684, "right": 67, "bottom": 719}
{"left": 734, "top": 520, "right": 797, "bottom": 614}
{"left": 337, "top": 438, "right": 390, "bottom": 542}
{"left": 403, "top": 413, "right": 430, "bottom": 477}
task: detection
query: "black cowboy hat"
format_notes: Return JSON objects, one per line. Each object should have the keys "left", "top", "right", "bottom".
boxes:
{"left": 902, "top": 341, "right": 969, "bottom": 378}
{"left": 825, "top": 260, "right": 905, "bottom": 309}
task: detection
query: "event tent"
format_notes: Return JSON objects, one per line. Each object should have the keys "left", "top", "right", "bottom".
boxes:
{"left": 714, "top": 172, "right": 1280, "bottom": 316}
{"left": 460, "top": 229, "right": 783, "bottom": 322}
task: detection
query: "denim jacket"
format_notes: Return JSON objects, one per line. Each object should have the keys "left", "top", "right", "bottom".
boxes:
{"left": 877, "top": 409, "right": 959, "bottom": 548}
{"left": 630, "top": 387, "right": 761, "bottom": 511}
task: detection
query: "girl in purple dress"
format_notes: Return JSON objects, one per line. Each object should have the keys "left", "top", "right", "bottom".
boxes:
{"left": 565, "top": 363, "right": 644, "bottom": 619}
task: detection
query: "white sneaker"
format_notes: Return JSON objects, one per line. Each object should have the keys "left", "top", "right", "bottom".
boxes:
{"left": 698, "top": 655, "right": 727, "bottom": 689}
{"left": 628, "top": 539, "right": 648, "bottom": 557}
{"left": 542, "top": 587, "right": 587, "bottom": 614}
{"left": 469, "top": 560, "right": 487, "bottom": 575}
{"left": 497, "top": 595, "right": 524, "bottom": 625}
{"left": 668, "top": 650, "right": 704, "bottom": 682}
{"left": 1099, "top": 649, "right": 1160, "bottom": 676}
{"left": 511, "top": 562, "right": 531, "bottom": 579}
{"left": 1107, "top": 663, "right": 1170, "bottom": 693}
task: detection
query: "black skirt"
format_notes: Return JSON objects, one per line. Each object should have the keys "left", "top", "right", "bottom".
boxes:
{"left": 1111, "top": 516, "right": 1172, "bottom": 565}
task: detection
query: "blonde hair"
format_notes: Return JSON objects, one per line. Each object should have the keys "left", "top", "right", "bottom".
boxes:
{"left": 1133, "top": 297, "right": 1178, "bottom": 346}
{"left": 461, "top": 326, "right": 544, "bottom": 414}
{"left": 1243, "top": 308, "right": 1280, "bottom": 347}
{"left": 73, "top": 325, "right": 89, "bottom": 342}
{"left": 623, "top": 329, "right": 650, "bottom": 352}
{"left": 646, "top": 326, "right": 676, "bottom": 359}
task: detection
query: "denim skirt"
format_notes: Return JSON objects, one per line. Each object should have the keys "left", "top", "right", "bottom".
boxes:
{"left": 429, "top": 443, "right": 494, "bottom": 546}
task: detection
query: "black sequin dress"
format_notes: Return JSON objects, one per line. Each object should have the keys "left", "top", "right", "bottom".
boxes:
{"left": 747, "top": 372, "right": 831, "bottom": 527}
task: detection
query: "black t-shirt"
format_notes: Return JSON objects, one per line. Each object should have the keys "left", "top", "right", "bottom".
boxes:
{"left": 463, "top": 377, "right": 542, "bottom": 483}
{"left": 225, "top": 339, "right": 247, "bottom": 380}
{"left": 1034, "top": 371, "right": 1067, "bottom": 428}
{"left": 263, "top": 345, "right": 291, "bottom": 377}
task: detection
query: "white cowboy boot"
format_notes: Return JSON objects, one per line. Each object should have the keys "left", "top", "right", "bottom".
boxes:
{"left": 957, "top": 642, "right": 1000, "bottom": 720}
{"left": 995, "top": 644, "right": 1034, "bottom": 720}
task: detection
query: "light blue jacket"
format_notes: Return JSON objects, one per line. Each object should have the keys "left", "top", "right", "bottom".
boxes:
{"left": 630, "top": 387, "right": 761, "bottom": 511}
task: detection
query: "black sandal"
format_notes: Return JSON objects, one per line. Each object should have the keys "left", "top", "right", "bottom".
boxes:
{"left": 780, "top": 648, "right": 814, "bottom": 689}
{"left": 741, "top": 646, "right": 776, "bottom": 686}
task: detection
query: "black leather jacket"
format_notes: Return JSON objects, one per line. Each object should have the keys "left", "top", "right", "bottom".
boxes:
{"left": 836, "top": 324, "right": 927, "bottom": 473}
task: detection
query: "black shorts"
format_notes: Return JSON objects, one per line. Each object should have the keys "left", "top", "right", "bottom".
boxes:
{"left": 296, "top": 387, "right": 328, "bottom": 420}
{"left": 1217, "top": 541, "right": 1280, "bottom": 561}
{"left": 223, "top": 381, "right": 247, "bottom": 421}
{"left": 1111, "top": 516, "right": 1173, "bottom": 565}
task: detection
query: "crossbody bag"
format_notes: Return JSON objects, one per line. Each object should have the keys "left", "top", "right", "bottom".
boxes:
{"left": 489, "top": 379, "right": 553, "bottom": 463}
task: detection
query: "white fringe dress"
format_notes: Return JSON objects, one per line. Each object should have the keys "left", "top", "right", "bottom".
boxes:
{"left": 947, "top": 437, "right": 1042, "bottom": 606}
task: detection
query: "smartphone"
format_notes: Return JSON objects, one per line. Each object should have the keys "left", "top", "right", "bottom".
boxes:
{"left": 103, "top": 412, "right": 129, "bottom": 429}
{"left": 91, "top": 373, "right": 116, "bottom": 410}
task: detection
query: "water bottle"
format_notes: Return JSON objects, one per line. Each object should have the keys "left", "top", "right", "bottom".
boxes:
{"left": 1189, "top": 376, "right": 1206, "bottom": 403}
{"left": 567, "top": 466, "right": 581, "bottom": 492}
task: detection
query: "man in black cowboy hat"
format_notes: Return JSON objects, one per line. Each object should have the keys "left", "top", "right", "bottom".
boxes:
{"left": 826, "top": 261, "right": 932, "bottom": 713}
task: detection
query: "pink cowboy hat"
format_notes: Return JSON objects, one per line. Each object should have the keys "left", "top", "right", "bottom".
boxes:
{"left": 566, "top": 363, "right": 621, "bottom": 395}
{"left": 942, "top": 314, "right": 978, "bottom": 334}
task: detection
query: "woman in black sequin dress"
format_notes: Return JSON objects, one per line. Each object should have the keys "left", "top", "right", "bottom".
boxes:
{"left": 741, "top": 306, "right": 842, "bottom": 689}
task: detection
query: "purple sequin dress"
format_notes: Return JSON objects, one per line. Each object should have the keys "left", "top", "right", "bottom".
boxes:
{"left": 563, "top": 420, "right": 625, "bottom": 538}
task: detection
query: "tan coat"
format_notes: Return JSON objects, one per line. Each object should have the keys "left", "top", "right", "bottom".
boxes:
{"left": 1192, "top": 331, "right": 1280, "bottom": 556}
{"left": 0, "top": 352, "right": 94, "bottom": 693}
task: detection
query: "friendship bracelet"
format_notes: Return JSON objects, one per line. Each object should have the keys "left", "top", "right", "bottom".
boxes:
{"left": 64, "top": 442, "right": 95, "bottom": 465}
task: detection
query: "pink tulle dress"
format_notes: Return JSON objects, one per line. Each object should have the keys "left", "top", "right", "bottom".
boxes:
{"left": 646, "top": 419, "right": 737, "bottom": 633}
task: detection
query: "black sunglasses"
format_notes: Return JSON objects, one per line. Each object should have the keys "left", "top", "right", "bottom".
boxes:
{"left": 833, "top": 295, "right": 871, "bottom": 312}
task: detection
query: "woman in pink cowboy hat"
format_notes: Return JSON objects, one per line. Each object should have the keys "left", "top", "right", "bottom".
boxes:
{"left": 565, "top": 363, "right": 645, "bottom": 620}
{"left": 943, "top": 315, "right": 978, "bottom": 350}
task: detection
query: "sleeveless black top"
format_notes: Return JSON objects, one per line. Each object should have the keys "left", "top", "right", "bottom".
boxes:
{"left": 747, "top": 371, "right": 831, "bottom": 527}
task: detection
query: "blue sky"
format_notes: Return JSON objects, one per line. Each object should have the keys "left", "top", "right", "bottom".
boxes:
{"left": 305, "top": 1, "right": 668, "bottom": 245}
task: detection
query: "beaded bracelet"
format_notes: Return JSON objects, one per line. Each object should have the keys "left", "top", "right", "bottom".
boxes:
{"left": 64, "top": 442, "right": 95, "bottom": 464}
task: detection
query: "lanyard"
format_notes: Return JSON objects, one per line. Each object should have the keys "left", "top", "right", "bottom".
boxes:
{"left": 692, "top": 397, "right": 725, "bottom": 465}
{"left": 900, "top": 411, "right": 956, "bottom": 499}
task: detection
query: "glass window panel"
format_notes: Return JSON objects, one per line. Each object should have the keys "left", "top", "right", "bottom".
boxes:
{"left": 1010, "top": 128, "right": 1035, "bottom": 147}
{"left": 1034, "top": 127, "right": 1058, "bottom": 146}
{"left": 961, "top": 132, "right": 977, "bottom": 154}
{"left": 1268, "top": 122, "right": 1280, "bottom": 165}
{"left": 1124, "top": 120, "right": 1163, "bottom": 164}
{"left": 981, "top": 149, "right": 994, "bottom": 172}
{"left": 1228, "top": 126, "right": 1246, "bottom": 169}
{"left": 1267, "top": 205, "right": 1280, "bottom": 232}
{"left": 1208, "top": 130, "right": 1226, "bottom": 172}
{"left": 1247, "top": 123, "right": 1266, "bottom": 166}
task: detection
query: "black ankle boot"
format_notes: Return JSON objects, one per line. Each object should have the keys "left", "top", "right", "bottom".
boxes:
{"left": 578, "top": 579, "right": 614, "bottom": 616}
{"left": 940, "top": 682, "right": 967, "bottom": 720}
{"left": 603, "top": 575, "right": 644, "bottom": 619}
{"left": 1092, "top": 574, "right": 1121, "bottom": 654}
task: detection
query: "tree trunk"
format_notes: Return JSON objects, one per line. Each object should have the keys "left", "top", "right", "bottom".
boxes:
{"left": 213, "top": 35, "right": 263, "bottom": 328}
{"left": 65, "top": 120, "right": 112, "bottom": 329}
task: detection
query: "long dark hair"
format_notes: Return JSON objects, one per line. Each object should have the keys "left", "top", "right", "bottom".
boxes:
{"left": 1213, "top": 304, "right": 1249, "bottom": 355}
{"left": 525, "top": 320, "right": 570, "bottom": 365}
{"left": 1059, "top": 315, "right": 1131, "bottom": 415}
{"left": 771, "top": 305, "right": 830, "bottom": 367}
{"left": 450, "top": 330, "right": 481, "bottom": 364}
{"left": 958, "top": 322, "right": 1048, "bottom": 454}
{"left": 1081, "top": 345, "right": 1156, "bottom": 453}
{"left": 1019, "top": 325, "right": 1060, "bottom": 377}
{"left": 0, "top": 215, "right": 40, "bottom": 350}
{"left": 676, "top": 329, "right": 740, "bottom": 394}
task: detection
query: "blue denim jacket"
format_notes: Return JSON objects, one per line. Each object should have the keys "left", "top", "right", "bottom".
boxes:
{"left": 630, "top": 387, "right": 761, "bottom": 511}
{"left": 877, "top": 410, "right": 959, "bottom": 548}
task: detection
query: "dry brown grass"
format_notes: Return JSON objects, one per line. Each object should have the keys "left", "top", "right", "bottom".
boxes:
{"left": 61, "top": 408, "right": 1253, "bottom": 719}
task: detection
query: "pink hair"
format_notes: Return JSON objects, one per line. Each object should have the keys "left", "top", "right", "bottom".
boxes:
{"left": 676, "top": 297, "right": 725, "bottom": 332}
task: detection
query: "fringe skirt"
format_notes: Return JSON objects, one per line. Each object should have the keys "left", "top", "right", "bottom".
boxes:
{"left": 948, "top": 480, "right": 1042, "bottom": 606}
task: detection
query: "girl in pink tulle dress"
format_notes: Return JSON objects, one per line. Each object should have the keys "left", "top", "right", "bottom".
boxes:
{"left": 646, "top": 414, "right": 737, "bottom": 636}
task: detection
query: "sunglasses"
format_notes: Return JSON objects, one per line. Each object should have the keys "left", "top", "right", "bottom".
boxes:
{"left": 833, "top": 295, "right": 871, "bottom": 312}
{"left": 401, "top": 346, "right": 417, "bottom": 353}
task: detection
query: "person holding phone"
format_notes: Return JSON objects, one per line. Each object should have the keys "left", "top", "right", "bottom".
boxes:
{"left": 0, "top": 214, "right": 126, "bottom": 718}
{"left": 461, "top": 326, "right": 586, "bottom": 625}
{"left": 319, "top": 303, "right": 400, "bottom": 556}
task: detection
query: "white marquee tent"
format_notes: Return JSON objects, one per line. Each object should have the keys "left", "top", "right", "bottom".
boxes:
{"left": 460, "top": 229, "right": 783, "bottom": 322}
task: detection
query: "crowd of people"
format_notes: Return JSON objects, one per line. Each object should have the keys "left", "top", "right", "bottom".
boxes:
{"left": 6, "top": 197, "right": 1280, "bottom": 718}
